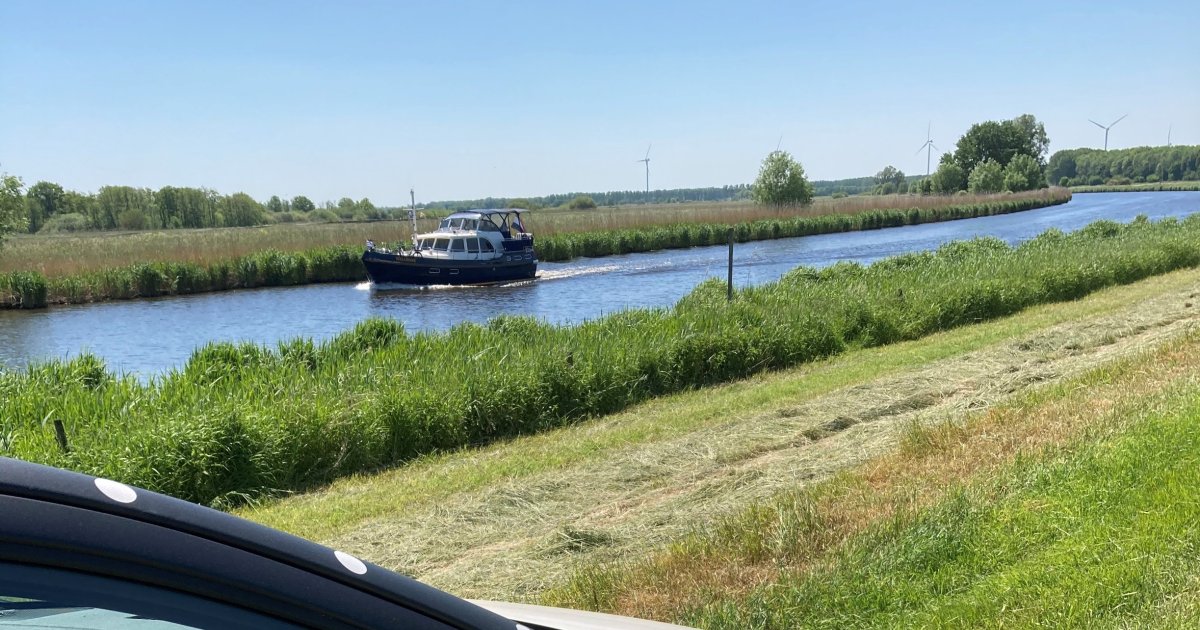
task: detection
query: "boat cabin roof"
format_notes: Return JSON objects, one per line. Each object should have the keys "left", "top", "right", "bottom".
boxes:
{"left": 445, "top": 209, "right": 527, "bottom": 220}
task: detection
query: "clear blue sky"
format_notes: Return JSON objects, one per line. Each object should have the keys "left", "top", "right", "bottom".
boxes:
{"left": 2, "top": 0, "right": 1198, "bottom": 205}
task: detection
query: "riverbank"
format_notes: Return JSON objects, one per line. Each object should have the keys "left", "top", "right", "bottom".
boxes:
{"left": 0, "top": 189, "right": 1069, "bottom": 309}
{"left": 2, "top": 213, "right": 1196, "bottom": 508}
{"left": 1071, "top": 181, "right": 1200, "bottom": 193}
{"left": 235, "top": 264, "right": 1200, "bottom": 625}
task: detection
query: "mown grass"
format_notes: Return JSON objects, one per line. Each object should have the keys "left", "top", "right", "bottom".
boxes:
{"left": 0, "top": 190, "right": 1068, "bottom": 308}
{"left": 544, "top": 334, "right": 1200, "bottom": 628}
{"left": 1071, "top": 181, "right": 1200, "bottom": 193}
{"left": 682, "top": 350, "right": 1200, "bottom": 628}
{"left": 1, "top": 213, "right": 1197, "bottom": 506}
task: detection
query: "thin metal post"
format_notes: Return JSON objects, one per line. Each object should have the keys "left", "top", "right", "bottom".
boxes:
{"left": 409, "top": 188, "right": 418, "bottom": 248}
{"left": 727, "top": 228, "right": 734, "bottom": 301}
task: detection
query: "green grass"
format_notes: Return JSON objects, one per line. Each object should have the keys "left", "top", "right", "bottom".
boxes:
{"left": 1, "top": 213, "right": 1196, "bottom": 507}
{"left": 683, "top": 364, "right": 1200, "bottom": 628}
{"left": 0, "top": 190, "right": 1069, "bottom": 308}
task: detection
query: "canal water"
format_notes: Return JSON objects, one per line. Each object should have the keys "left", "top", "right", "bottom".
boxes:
{"left": 2, "top": 191, "right": 1198, "bottom": 376}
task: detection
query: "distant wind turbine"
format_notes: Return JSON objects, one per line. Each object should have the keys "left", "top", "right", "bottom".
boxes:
{"left": 1089, "top": 114, "right": 1128, "bottom": 151}
{"left": 1168, "top": 125, "right": 1173, "bottom": 147}
{"left": 636, "top": 144, "right": 651, "bottom": 196}
{"left": 915, "top": 122, "right": 939, "bottom": 177}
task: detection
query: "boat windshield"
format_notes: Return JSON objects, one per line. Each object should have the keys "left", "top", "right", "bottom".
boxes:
{"left": 440, "top": 217, "right": 481, "bottom": 231}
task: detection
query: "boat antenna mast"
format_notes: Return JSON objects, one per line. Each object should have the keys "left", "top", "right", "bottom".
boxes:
{"left": 409, "top": 188, "right": 417, "bottom": 248}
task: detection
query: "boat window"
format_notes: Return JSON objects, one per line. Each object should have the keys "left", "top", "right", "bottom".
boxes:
{"left": 480, "top": 239, "right": 495, "bottom": 253}
{"left": 451, "top": 239, "right": 466, "bottom": 252}
{"left": 465, "top": 219, "right": 478, "bottom": 231}
{"left": 433, "top": 238, "right": 450, "bottom": 251}
{"left": 466, "top": 238, "right": 480, "bottom": 253}
{"left": 439, "top": 218, "right": 452, "bottom": 230}
{"left": 477, "top": 220, "right": 499, "bottom": 232}
{"left": 417, "top": 239, "right": 431, "bottom": 250}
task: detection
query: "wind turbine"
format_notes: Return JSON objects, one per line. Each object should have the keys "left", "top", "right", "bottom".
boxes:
{"left": 915, "top": 122, "right": 939, "bottom": 177}
{"left": 1089, "top": 114, "right": 1127, "bottom": 151}
{"left": 1168, "top": 125, "right": 1173, "bottom": 147}
{"left": 636, "top": 144, "right": 651, "bottom": 196}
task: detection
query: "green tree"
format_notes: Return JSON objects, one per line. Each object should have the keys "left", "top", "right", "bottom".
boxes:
{"left": 752, "top": 150, "right": 813, "bottom": 205}
{"left": 223, "top": 193, "right": 266, "bottom": 227}
{"left": 952, "top": 114, "right": 1050, "bottom": 176}
{"left": 291, "top": 195, "right": 316, "bottom": 213}
{"left": 25, "top": 181, "right": 65, "bottom": 233}
{"left": 874, "top": 165, "right": 906, "bottom": 194}
{"left": 967, "top": 158, "right": 1005, "bottom": 193}
{"left": 1002, "top": 154, "right": 1046, "bottom": 192}
{"left": 1011, "top": 114, "right": 1050, "bottom": 163}
{"left": 355, "top": 197, "right": 382, "bottom": 220}
{"left": 0, "top": 173, "right": 27, "bottom": 247}
{"left": 931, "top": 157, "right": 967, "bottom": 193}
{"left": 267, "top": 195, "right": 284, "bottom": 213}
{"left": 157, "top": 186, "right": 212, "bottom": 228}
{"left": 95, "top": 186, "right": 154, "bottom": 230}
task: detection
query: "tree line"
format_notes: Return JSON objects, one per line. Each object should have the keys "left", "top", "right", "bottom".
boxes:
{"left": 427, "top": 185, "right": 754, "bottom": 212}
{"left": 1046, "top": 145, "right": 1200, "bottom": 187}
{"left": 17, "top": 182, "right": 385, "bottom": 235}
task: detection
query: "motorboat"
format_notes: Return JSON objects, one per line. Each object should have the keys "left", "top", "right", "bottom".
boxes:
{"left": 362, "top": 208, "right": 537, "bottom": 286}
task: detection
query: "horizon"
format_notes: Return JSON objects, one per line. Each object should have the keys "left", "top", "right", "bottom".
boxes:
{"left": 2, "top": 0, "right": 1198, "bottom": 206}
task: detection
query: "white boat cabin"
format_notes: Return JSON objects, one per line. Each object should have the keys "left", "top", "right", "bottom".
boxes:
{"left": 410, "top": 210, "right": 530, "bottom": 260}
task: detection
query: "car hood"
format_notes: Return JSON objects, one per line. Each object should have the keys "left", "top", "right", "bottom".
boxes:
{"left": 470, "top": 600, "right": 694, "bottom": 630}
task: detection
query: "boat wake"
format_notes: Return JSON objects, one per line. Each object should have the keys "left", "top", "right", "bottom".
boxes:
{"left": 536, "top": 264, "right": 620, "bottom": 281}
{"left": 366, "top": 282, "right": 471, "bottom": 292}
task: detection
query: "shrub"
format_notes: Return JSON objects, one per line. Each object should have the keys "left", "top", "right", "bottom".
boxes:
{"left": 41, "top": 212, "right": 90, "bottom": 233}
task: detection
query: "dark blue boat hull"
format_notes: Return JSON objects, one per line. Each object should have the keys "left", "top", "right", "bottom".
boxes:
{"left": 362, "top": 250, "right": 537, "bottom": 286}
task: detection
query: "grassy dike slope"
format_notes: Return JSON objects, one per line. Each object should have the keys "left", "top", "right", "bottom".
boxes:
{"left": 239, "top": 265, "right": 1200, "bottom": 611}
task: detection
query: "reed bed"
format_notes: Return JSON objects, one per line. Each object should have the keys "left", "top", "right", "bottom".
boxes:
{"left": 1, "top": 191, "right": 1062, "bottom": 276}
{"left": 535, "top": 191, "right": 1068, "bottom": 261}
{"left": 0, "top": 246, "right": 365, "bottom": 308}
{"left": 529, "top": 189, "right": 1065, "bottom": 236}
{"left": 2, "top": 213, "right": 1197, "bottom": 507}
{"left": 0, "top": 191, "right": 1070, "bottom": 309}
{"left": 1070, "top": 181, "right": 1200, "bottom": 193}
{"left": 0, "top": 221, "right": 427, "bottom": 277}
